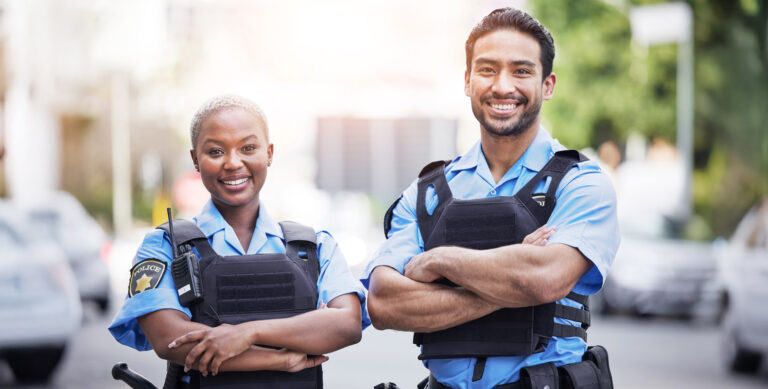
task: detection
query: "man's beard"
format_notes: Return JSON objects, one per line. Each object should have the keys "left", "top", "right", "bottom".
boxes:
{"left": 472, "top": 93, "right": 542, "bottom": 137}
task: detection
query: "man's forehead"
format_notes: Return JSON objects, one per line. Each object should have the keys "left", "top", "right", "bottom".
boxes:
{"left": 471, "top": 29, "right": 542, "bottom": 67}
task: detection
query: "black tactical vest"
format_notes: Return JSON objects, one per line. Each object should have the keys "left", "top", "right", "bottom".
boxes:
{"left": 384, "top": 150, "right": 592, "bottom": 362}
{"left": 156, "top": 220, "right": 322, "bottom": 389}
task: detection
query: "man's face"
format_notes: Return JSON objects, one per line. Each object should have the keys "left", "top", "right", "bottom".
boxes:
{"left": 464, "top": 29, "right": 555, "bottom": 137}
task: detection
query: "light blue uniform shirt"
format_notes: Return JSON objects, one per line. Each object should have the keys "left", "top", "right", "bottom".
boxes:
{"left": 361, "top": 128, "right": 619, "bottom": 388}
{"left": 110, "top": 200, "right": 370, "bottom": 351}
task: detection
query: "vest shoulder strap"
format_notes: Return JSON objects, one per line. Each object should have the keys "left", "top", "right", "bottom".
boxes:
{"left": 157, "top": 219, "right": 206, "bottom": 245}
{"left": 279, "top": 221, "right": 317, "bottom": 245}
{"left": 279, "top": 221, "right": 321, "bottom": 285}
{"left": 383, "top": 159, "right": 452, "bottom": 238}
{"left": 383, "top": 195, "right": 403, "bottom": 238}
{"left": 416, "top": 160, "right": 454, "bottom": 245}
{"left": 516, "top": 150, "right": 588, "bottom": 226}
{"left": 156, "top": 219, "right": 216, "bottom": 259}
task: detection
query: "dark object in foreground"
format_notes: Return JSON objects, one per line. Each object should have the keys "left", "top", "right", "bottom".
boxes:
{"left": 112, "top": 363, "right": 158, "bottom": 389}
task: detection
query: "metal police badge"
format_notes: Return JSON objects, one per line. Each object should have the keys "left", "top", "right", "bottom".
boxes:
{"left": 128, "top": 259, "right": 166, "bottom": 297}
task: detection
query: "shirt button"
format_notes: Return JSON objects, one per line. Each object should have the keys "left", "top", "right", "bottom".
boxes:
{"left": 543, "top": 386, "right": 550, "bottom": 389}
{"left": 489, "top": 188, "right": 497, "bottom": 195}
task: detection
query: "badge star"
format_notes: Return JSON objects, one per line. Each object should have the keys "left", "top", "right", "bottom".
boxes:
{"left": 134, "top": 274, "right": 153, "bottom": 294}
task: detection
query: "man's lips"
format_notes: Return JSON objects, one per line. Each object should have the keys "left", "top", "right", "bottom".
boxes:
{"left": 486, "top": 100, "right": 520, "bottom": 116}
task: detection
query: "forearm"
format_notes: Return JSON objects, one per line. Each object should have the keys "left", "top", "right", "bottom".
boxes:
{"left": 217, "top": 346, "right": 291, "bottom": 372}
{"left": 240, "top": 294, "right": 362, "bottom": 355}
{"left": 368, "top": 266, "right": 500, "bottom": 332}
{"left": 433, "top": 244, "right": 589, "bottom": 307}
{"left": 139, "top": 309, "right": 297, "bottom": 372}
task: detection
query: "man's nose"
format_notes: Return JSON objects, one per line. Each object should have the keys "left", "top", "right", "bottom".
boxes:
{"left": 491, "top": 71, "right": 517, "bottom": 95}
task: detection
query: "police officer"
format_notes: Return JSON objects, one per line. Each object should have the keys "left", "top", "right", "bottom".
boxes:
{"left": 363, "top": 8, "right": 619, "bottom": 389}
{"left": 109, "top": 95, "right": 368, "bottom": 387}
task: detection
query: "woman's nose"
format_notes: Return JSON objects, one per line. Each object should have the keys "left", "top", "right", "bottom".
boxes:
{"left": 223, "top": 152, "right": 244, "bottom": 169}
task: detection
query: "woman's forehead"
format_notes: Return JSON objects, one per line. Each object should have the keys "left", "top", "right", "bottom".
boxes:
{"left": 199, "top": 107, "right": 268, "bottom": 140}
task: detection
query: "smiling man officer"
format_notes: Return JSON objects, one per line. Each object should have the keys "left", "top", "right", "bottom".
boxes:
{"left": 363, "top": 8, "right": 619, "bottom": 389}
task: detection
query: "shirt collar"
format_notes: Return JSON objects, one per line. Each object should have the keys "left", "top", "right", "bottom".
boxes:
{"left": 519, "top": 126, "right": 556, "bottom": 173}
{"left": 194, "top": 200, "right": 283, "bottom": 254}
{"left": 450, "top": 126, "right": 556, "bottom": 174}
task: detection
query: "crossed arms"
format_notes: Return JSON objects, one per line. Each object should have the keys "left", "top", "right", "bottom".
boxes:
{"left": 367, "top": 226, "right": 592, "bottom": 332}
{"left": 137, "top": 293, "right": 361, "bottom": 376}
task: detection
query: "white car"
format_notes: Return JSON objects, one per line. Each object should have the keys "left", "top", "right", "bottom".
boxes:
{"left": 25, "top": 191, "right": 112, "bottom": 312}
{"left": 0, "top": 201, "right": 82, "bottom": 383}
{"left": 598, "top": 214, "right": 720, "bottom": 319}
{"left": 720, "top": 198, "right": 768, "bottom": 373}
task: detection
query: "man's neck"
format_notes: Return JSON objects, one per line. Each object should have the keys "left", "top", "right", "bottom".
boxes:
{"left": 480, "top": 123, "right": 540, "bottom": 184}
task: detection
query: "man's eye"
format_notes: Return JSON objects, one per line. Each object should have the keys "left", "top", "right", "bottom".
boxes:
{"left": 515, "top": 68, "right": 531, "bottom": 75}
{"left": 478, "top": 67, "right": 495, "bottom": 74}
{"left": 242, "top": 144, "right": 257, "bottom": 152}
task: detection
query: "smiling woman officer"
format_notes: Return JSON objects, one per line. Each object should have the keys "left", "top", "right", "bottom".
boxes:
{"left": 109, "top": 95, "right": 368, "bottom": 388}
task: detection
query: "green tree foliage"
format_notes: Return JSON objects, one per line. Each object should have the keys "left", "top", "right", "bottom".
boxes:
{"left": 531, "top": 0, "right": 767, "bottom": 236}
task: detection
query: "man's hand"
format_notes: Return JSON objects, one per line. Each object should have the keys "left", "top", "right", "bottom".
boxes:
{"left": 404, "top": 246, "right": 454, "bottom": 283}
{"left": 169, "top": 323, "right": 253, "bottom": 376}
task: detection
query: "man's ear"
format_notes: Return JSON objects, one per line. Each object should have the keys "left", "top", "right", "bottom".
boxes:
{"left": 190, "top": 149, "right": 199, "bottom": 172}
{"left": 542, "top": 72, "right": 556, "bottom": 101}
{"left": 464, "top": 70, "right": 471, "bottom": 97}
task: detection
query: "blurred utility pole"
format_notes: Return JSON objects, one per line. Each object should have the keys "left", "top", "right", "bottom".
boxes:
{"left": 630, "top": 2, "right": 694, "bottom": 223}
{"left": 111, "top": 74, "right": 132, "bottom": 238}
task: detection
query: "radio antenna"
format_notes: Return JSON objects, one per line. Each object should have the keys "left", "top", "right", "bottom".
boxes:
{"left": 167, "top": 208, "right": 178, "bottom": 258}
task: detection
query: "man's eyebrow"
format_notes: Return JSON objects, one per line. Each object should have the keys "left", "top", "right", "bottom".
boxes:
{"left": 509, "top": 59, "right": 537, "bottom": 68}
{"left": 473, "top": 57, "right": 537, "bottom": 68}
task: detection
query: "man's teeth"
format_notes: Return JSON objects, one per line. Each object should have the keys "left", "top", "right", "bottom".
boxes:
{"left": 491, "top": 104, "right": 517, "bottom": 110}
{"left": 222, "top": 178, "right": 248, "bottom": 185}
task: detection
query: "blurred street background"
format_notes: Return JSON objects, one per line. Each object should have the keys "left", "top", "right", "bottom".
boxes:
{"left": 0, "top": 0, "right": 766, "bottom": 388}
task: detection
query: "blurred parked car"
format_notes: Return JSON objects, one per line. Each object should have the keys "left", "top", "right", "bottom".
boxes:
{"left": 0, "top": 201, "right": 82, "bottom": 383}
{"left": 720, "top": 198, "right": 768, "bottom": 374}
{"left": 25, "top": 191, "right": 112, "bottom": 312}
{"left": 598, "top": 214, "right": 720, "bottom": 319}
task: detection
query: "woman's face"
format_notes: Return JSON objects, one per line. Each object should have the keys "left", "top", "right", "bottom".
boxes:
{"left": 191, "top": 107, "right": 273, "bottom": 211}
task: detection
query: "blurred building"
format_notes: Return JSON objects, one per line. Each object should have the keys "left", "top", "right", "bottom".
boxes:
{"left": 316, "top": 117, "right": 456, "bottom": 201}
{"left": 0, "top": 0, "right": 525, "bottom": 233}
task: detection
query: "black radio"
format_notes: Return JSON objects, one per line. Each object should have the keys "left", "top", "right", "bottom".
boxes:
{"left": 167, "top": 208, "right": 203, "bottom": 307}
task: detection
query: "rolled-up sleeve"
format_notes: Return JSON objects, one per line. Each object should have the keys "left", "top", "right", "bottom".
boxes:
{"left": 316, "top": 231, "right": 371, "bottom": 330}
{"left": 547, "top": 162, "right": 620, "bottom": 295}
{"left": 360, "top": 181, "right": 424, "bottom": 289}
{"left": 108, "top": 230, "right": 190, "bottom": 351}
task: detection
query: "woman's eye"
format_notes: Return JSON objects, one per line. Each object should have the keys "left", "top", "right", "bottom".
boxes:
{"left": 243, "top": 144, "right": 257, "bottom": 152}
{"left": 207, "top": 148, "right": 224, "bottom": 156}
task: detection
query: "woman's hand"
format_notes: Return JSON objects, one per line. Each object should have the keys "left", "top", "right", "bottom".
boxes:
{"left": 168, "top": 323, "right": 253, "bottom": 376}
{"left": 279, "top": 349, "right": 329, "bottom": 373}
{"left": 522, "top": 225, "right": 555, "bottom": 246}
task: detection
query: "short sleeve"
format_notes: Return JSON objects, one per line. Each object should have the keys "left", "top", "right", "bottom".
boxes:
{"left": 108, "top": 229, "right": 191, "bottom": 351}
{"left": 547, "top": 162, "right": 620, "bottom": 295}
{"left": 360, "top": 179, "right": 424, "bottom": 289}
{"left": 316, "top": 231, "right": 371, "bottom": 330}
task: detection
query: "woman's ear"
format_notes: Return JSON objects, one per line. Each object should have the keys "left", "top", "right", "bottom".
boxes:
{"left": 190, "top": 149, "right": 199, "bottom": 172}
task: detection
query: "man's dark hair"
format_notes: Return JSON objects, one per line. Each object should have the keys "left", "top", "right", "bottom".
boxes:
{"left": 465, "top": 7, "right": 555, "bottom": 80}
